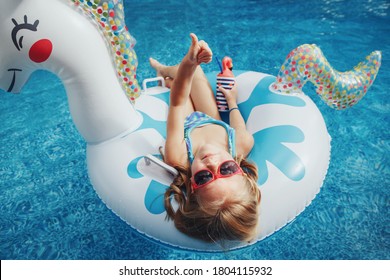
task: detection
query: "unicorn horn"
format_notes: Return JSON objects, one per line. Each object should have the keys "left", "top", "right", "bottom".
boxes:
{"left": 273, "top": 44, "right": 382, "bottom": 109}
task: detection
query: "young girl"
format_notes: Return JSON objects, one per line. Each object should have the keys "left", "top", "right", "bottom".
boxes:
{"left": 150, "top": 33, "right": 261, "bottom": 243}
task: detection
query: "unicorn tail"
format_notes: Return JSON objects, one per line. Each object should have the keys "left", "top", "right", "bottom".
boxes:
{"left": 272, "top": 44, "right": 382, "bottom": 109}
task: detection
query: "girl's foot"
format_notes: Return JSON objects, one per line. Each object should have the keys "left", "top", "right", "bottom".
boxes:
{"left": 149, "top": 57, "right": 166, "bottom": 77}
{"left": 149, "top": 58, "right": 174, "bottom": 88}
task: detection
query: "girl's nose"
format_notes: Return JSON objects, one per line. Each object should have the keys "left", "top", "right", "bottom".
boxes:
{"left": 205, "top": 160, "right": 218, "bottom": 172}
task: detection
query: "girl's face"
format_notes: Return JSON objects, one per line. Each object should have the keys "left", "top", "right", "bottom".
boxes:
{"left": 191, "top": 144, "right": 246, "bottom": 202}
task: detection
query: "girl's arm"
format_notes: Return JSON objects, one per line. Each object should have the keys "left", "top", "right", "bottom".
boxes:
{"left": 219, "top": 85, "right": 254, "bottom": 157}
{"left": 164, "top": 34, "right": 213, "bottom": 166}
{"left": 171, "top": 33, "right": 213, "bottom": 107}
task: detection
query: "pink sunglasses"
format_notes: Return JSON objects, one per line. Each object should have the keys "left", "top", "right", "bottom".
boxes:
{"left": 191, "top": 160, "right": 244, "bottom": 190}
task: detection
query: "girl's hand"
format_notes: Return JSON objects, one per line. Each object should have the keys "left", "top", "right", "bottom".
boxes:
{"left": 218, "top": 83, "right": 238, "bottom": 106}
{"left": 188, "top": 33, "right": 213, "bottom": 65}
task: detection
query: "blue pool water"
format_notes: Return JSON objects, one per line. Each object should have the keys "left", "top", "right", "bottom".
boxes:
{"left": 0, "top": 0, "right": 389, "bottom": 259}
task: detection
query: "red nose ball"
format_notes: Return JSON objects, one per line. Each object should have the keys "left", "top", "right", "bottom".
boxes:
{"left": 29, "top": 39, "right": 53, "bottom": 63}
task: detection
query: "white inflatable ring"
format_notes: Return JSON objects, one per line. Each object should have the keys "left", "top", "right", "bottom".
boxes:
{"left": 92, "top": 71, "right": 331, "bottom": 251}
{"left": 0, "top": 0, "right": 331, "bottom": 251}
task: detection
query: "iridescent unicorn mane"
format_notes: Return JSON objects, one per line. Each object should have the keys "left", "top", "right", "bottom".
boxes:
{"left": 70, "top": 0, "right": 141, "bottom": 102}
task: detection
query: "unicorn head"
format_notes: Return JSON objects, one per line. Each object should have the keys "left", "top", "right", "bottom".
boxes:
{"left": 0, "top": 0, "right": 142, "bottom": 144}
{"left": 0, "top": 0, "right": 51, "bottom": 93}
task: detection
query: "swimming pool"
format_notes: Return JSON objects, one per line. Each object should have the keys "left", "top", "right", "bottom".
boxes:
{"left": 0, "top": 0, "right": 388, "bottom": 259}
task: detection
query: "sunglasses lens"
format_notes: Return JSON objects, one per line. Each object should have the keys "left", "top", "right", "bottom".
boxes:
{"left": 194, "top": 170, "right": 213, "bottom": 186}
{"left": 220, "top": 161, "right": 240, "bottom": 175}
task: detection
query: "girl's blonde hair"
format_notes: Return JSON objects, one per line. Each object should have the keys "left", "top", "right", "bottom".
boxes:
{"left": 164, "top": 156, "right": 261, "bottom": 243}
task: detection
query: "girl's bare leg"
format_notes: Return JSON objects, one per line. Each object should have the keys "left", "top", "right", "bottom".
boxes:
{"left": 190, "top": 67, "right": 221, "bottom": 120}
{"left": 150, "top": 58, "right": 221, "bottom": 120}
{"left": 150, "top": 58, "right": 194, "bottom": 116}
{"left": 149, "top": 58, "right": 178, "bottom": 80}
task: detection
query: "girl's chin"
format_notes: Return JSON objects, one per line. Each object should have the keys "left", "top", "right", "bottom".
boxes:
{"left": 195, "top": 144, "right": 231, "bottom": 161}
{"left": 196, "top": 144, "right": 221, "bottom": 157}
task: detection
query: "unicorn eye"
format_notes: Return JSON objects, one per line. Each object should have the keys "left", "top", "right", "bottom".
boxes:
{"left": 11, "top": 15, "right": 40, "bottom": 51}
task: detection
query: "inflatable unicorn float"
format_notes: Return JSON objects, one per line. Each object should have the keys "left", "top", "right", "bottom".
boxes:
{"left": 0, "top": 0, "right": 381, "bottom": 251}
